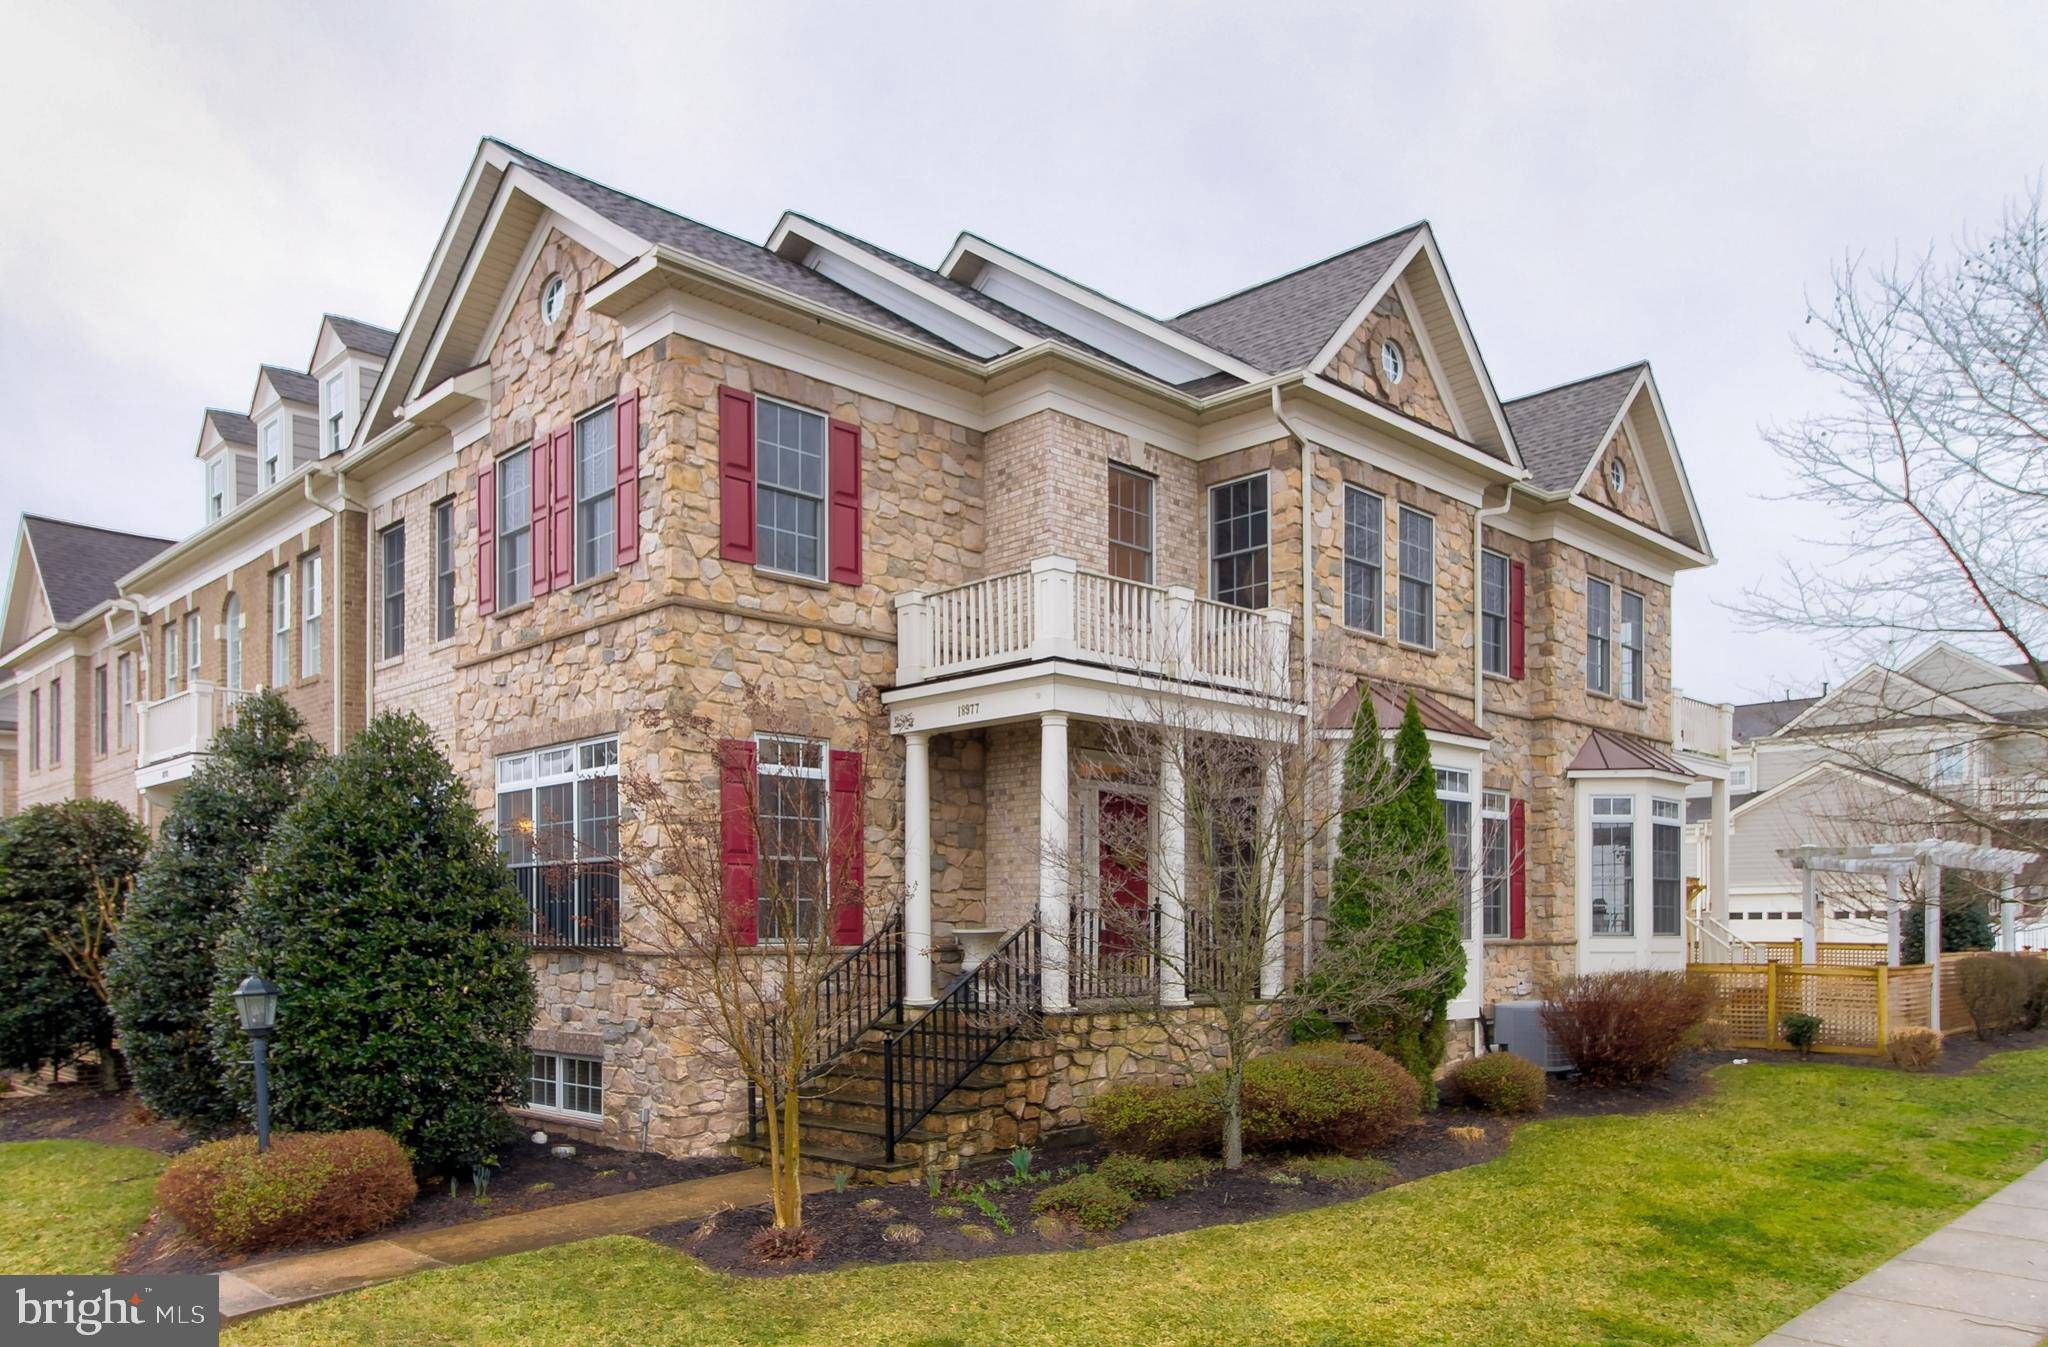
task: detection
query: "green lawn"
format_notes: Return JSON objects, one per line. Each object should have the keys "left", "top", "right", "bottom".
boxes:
{"left": 222, "top": 1050, "right": 2048, "bottom": 1347}
{"left": 0, "top": 1139, "right": 165, "bottom": 1274}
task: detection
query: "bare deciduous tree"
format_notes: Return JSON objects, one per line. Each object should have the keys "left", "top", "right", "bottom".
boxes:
{"left": 612, "top": 683, "right": 894, "bottom": 1234}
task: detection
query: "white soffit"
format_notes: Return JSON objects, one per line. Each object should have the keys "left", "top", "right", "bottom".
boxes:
{"left": 762, "top": 222, "right": 1022, "bottom": 360}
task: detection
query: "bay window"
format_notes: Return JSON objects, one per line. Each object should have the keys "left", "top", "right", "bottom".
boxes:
{"left": 1590, "top": 795, "right": 1634, "bottom": 935}
{"left": 497, "top": 737, "right": 621, "bottom": 947}
{"left": 1436, "top": 767, "right": 1473, "bottom": 938}
{"left": 1652, "top": 799, "right": 1682, "bottom": 937}
{"left": 1482, "top": 789, "right": 1510, "bottom": 938}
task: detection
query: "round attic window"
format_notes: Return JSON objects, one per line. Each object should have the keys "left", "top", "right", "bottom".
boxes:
{"left": 539, "top": 273, "right": 567, "bottom": 324}
{"left": 1607, "top": 458, "right": 1627, "bottom": 494}
{"left": 1379, "top": 338, "right": 1406, "bottom": 384}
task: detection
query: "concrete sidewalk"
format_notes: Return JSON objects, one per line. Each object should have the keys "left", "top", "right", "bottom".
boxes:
{"left": 1759, "top": 1159, "right": 2048, "bottom": 1346}
{"left": 216, "top": 1166, "right": 827, "bottom": 1322}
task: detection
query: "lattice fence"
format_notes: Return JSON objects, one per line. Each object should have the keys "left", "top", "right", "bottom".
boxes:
{"left": 1755, "top": 941, "right": 1888, "bottom": 967}
{"left": 1693, "top": 961, "right": 1916, "bottom": 1055}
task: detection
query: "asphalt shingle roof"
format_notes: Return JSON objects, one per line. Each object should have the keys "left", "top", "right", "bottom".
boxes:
{"left": 325, "top": 314, "right": 397, "bottom": 358}
{"left": 1166, "top": 227, "right": 1423, "bottom": 373}
{"left": 1501, "top": 364, "right": 1644, "bottom": 493}
{"left": 204, "top": 409, "right": 257, "bottom": 447}
{"left": 261, "top": 364, "right": 319, "bottom": 406}
{"left": 23, "top": 516, "right": 175, "bottom": 625}
{"left": 1731, "top": 696, "right": 1820, "bottom": 742}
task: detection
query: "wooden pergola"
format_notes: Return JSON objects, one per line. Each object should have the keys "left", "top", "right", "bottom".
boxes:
{"left": 1779, "top": 840, "right": 2040, "bottom": 1033}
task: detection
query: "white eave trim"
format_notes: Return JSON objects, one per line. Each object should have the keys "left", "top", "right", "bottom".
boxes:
{"left": 1298, "top": 374, "right": 1524, "bottom": 484}
{"left": 766, "top": 215, "right": 1029, "bottom": 358}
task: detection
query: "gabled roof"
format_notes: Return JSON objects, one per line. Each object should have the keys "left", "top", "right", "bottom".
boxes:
{"left": 257, "top": 364, "right": 318, "bottom": 407}
{"left": 1168, "top": 225, "right": 1424, "bottom": 373}
{"left": 1322, "top": 677, "right": 1488, "bottom": 741}
{"left": 1732, "top": 695, "right": 1819, "bottom": 742}
{"left": 323, "top": 314, "right": 397, "bottom": 358}
{"left": 1567, "top": 728, "right": 1691, "bottom": 777}
{"left": 20, "top": 516, "right": 174, "bottom": 625}
{"left": 202, "top": 409, "right": 256, "bottom": 448}
{"left": 1502, "top": 364, "right": 1645, "bottom": 492}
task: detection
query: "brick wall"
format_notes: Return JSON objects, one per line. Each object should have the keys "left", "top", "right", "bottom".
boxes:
{"left": 368, "top": 473, "right": 462, "bottom": 744}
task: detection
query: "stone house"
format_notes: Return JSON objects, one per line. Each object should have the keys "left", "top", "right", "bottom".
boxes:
{"left": 1, "top": 136, "right": 1732, "bottom": 1173}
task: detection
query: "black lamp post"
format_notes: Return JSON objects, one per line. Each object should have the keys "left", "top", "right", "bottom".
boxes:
{"left": 233, "top": 974, "right": 279, "bottom": 1152}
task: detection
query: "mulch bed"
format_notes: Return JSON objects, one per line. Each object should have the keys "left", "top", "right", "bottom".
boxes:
{"left": 0, "top": 1079, "right": 190, "bottom": 1153}
{"left": 119, "top": 1129, "right": 744, "bottom": 1275}
{"left": 654, "top": 1060, "right": 1715, "bottom": 1277}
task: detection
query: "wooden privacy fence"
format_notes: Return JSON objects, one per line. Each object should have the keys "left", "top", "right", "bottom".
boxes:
{"left": 1692, "top": 961, "right": 1935, "bottom": 1055}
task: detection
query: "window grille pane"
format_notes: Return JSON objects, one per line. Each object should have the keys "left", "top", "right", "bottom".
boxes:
{"left": 1586, "top": 579, "right": 1612, "bottom": 693}
{"left": 498, "top": 449, "right": 532, "bottom": 606}
{"left": 1483, "top": 813, "right": 1509, "bottom": 938}
{"left": 433, "top": 500, "right": 456, "bottom": 640}
{"left": 1620, "top": 590, "right": 1644, "bottom": 701}
{"left": 1592, "top": 815, "right": 1634, "bottom": 934}
{"left": 1652, "top": 822, "right": 1681, "bottom": 936}
{"left": 757, "top": 738, "right": 828, "bottom": 941}
{"left": 560, "top": 1056, "right": 603, "bottom": 1117}
{"left": 575, "top": 408, "right": 616, "bottom": 582}
{"left": 1209, "top": 476, "right": 1269, "bottom": 609}
{"left": 1441, "top": 798, "right": 1472, "bottom": 939}
{"left": 1107, "top": 465, "right": 1155, "bottom": 583}
{"left": 1481, "top": 551, "right": 1509, "bottom": 675}
{"left": 527, "top": 1052, "right": 557, "bottom": 1109}
{"left": 381, "top": 525, "right": 406, "bottom": 659}
{"left": 1398, "top": 509, "right": 1433, "bottom": 646}
{"left": 755, "top": 399, "right": 827, "bottom": 578}
{"left": 1344, "top": 488, "right": 1382, "bottom": 631}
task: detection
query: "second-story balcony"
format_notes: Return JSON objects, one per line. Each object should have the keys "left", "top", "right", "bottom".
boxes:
{"left": 1674, "top": 694, "right": 1733, "bottom": 762}
{"left": 136, "top": 682, "right": 251, "bottom": 796}
{"left": 893, "top": 556, "right": 1294, "bottom": 699}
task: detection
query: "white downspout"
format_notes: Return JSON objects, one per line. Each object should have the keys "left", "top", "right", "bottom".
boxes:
{"left": 305, "top": 465, "right": 364, "bottom": 752}
{"left": 1271, "top": 384, "right": 1317, "bottom": 977}
{"left": 1473, "top": 485, "right": 1515, "bottom": 730}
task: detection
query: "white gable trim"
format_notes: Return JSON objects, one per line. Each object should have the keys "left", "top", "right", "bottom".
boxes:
{"left": 1568, "top": 369, "right": 1651, "bottom": 499}
{"left": 767, "top": 214, "right": 1029, "bottom": 358}
{"left": 939, "top": 233, "right": 1264, "bottom": 384}
{"left": 1391, "top": 273, "right": 1472, "bottom": 441}
{"left": 1305, "top": 232, "right": 1426, "bottom": 375}
{"left": 1902, "top": 641, "right": 2045, "bottom": 693}
{"left": 1729, "top": 760, "right": 1916, "bottom": 822}
{"left": 1776, "top": 663, "right": 1998, "bottom": 736}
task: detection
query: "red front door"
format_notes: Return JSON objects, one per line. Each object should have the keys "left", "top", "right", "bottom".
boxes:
{"left": 1097, "top": 792, "right": 1150, "bottom": 957}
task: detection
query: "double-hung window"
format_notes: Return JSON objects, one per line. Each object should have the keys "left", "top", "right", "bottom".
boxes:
{"left": 324, "top": 374, "right": 346, "bottom": 455}
{"left": 1481, "top": 789, "right": 1510, "bottom": 938}
{"left": 1107, "top": 464, "right": 1155, "bottom": 584}
{"left": 1652, "top": 799, "right": 1682, "bottom": 937}
{"left": 26, "top": 689, "right": 38, "bottom": 769}
{"left": 1591, "top": 795, "right": 1634, "bottom": 935}
{"left": 496, "top": 737, "right": 620, "bottom": 947}
{"left": 184, "top": 613, "right": 201, "bottom": 689}
{"left": 206, "top": 458, "right": 227, "bottom": 521}
{"left": 48, "top": 678, "right": 60, "bottom": 765}
{"left": 1480, "top": 550, "right": 1510, "bottom": 676}
{"left": 1586, "top": 578, "right": 1613, "bottom": 694}
{"left": 1435, "top": 768, "right": 1473, "bottom": 938}
{"left": 260, "top": 419, "right": 282, "bottom": 487}
{"left": 755, "top": 396, "right": 826, "bottom": 579}
{"left": 93, "top": 665, "right": 108, "bottom": 756}
{"left": 1209, "top": 474, "right": 1269, "bottom": 609}
{"left": 527, "top": 1051, "right": 603, "bottom": 1119}
{"left": 1619, "top": 589, "right": 1645, "bottom": 701}
{"left": 164, "top": 622, "right": 183, "bottom": 697}
{"left": 379, "top": 523, "right": 406, "bottom": 659}
{"left": 1398, "top": 507, "right": 1434, "bottom": 647}
{"left": 116, "top": 654, "right": 134, "bottom": 750}
{"left": 574, "top": 404, "right": 617, "bottom": 583}
{"left": 1343, "top": 486, "right": 1383, "bottom": 632}
{"left": 496, "top": 447, "right": 533, "bottom": 608}
{"left": 270, "top": 567, "right": 292, "bottom": 684}
{"left": 300, "top": 552, "right": 322, "bottom": 676}
{"left": 756, "top": 735, "right": 829, "bottom": 941}
{"left": 224, "top": 594, "right": 243, "bottom": 690}
{"left": 432, "top": 498, "right": 456, "bottom": 641}
{"left": 1931, "top": 741, "right": 1970, "bottom": 787}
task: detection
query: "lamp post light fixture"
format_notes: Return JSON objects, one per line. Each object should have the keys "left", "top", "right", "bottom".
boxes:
{"left": 232, "top": 974, "right": 279, "bottom": 1152}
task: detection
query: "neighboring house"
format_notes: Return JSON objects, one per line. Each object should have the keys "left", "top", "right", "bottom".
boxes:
{"left": 0, "top": 137, "right": 1727, "bottom": 1168}
{"left": 1692, "top": 644, "right": 2048, "bottom": 946}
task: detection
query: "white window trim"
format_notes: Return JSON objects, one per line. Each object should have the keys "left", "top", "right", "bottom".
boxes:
{"left": 1618, "top": 588, "right": 1646, "bottom": 703}
{"left": 496, "top": 735, "right": 622, "bottom": 945}
{"left": 753, "top": 733, "right": 833, "bottom": 944}
{"left": 1479, "top": 548, "right": 1510, "bottom": 676}
{"left": 573, "top": 401, "right": 618, "bottom": 585}
{"left": 752, "top": 394, "right": 831, "bottom": 583}
{"left": 379, "top": 523, "right": 406, "bottom": 660}
{"left": 324, "top": 372, "right": 348, "bottom": 456}
{"left": 1342, "top": 484, "right": 1384, "bottom": 635}
{"left": 184, "top": 612, "right": 201, "bottom": 686}
{"left": 433, "top": 497, "right": 457, "bottom": 642}
{"left": 270, "top": 567, "right": 292, "bottom": 685}
{"left": 1206, "top": 471, "right": 1271, "bottom": 611}
{"left": 525, "top": 1050, "right": 604, "bottom": 1121}
{"left": 1930, "top": 740, "right": 1972, "bottom": 787}
{"left": 497, "top": 445, "right": 534, "bottom": 609}
{"left": 1586, "top": 577, "right": 1614, "bottom": 695}
{"left": 1481, "top": 788, "right": 1510, "bottom": 939}
{"left": 301, "top": 552, "right": 323, "bottom": 676}
{"left": 1107, "top": 462, "right": 1156, "bottom": 585}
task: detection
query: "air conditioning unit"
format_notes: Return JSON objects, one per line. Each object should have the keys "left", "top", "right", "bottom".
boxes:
{"left": 1490, "top": 1000, "right": 1574, "bottom": 1073}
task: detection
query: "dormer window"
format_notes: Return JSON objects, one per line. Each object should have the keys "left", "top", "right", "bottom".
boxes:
{"left": 324, "top": 374, "right": 347, "bottom": 455}
{"left": 206, "top": 457, "right": 227, "bottom": 521}
{"left": 260, "top": 419, "right": 283, "bottom": 486}
{"left": 540, "top": 274, "right": 567, "bottom": 324}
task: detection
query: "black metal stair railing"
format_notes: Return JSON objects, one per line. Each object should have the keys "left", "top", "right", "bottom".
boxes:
{"left": 745, "top": 912, "right": 905, "bottom": 1140}
{"left": 882, "top": 919, "right": 1041, "bottom": 1162}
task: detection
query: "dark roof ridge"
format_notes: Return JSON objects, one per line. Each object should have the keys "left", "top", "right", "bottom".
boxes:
{"left": 486, "top": 135, "right": 779, "bottom": 266}
{"left": 21, "top": 513, "right": 175, "bottom": 545}
{"left": 1174, "top": 220, "right": 1428, "bottom": 319}
{"left": 1504, "top": 360, "right": 1648, "bottom": 407}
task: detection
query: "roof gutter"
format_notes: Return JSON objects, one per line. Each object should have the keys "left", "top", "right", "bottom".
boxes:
{"left": 1271, "top": 384, "right": 1317, "bottom": 979}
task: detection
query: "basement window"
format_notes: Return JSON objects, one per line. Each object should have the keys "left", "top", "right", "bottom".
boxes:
{"left": 528, "top": 1051, "right": 603, "bottom": 1119}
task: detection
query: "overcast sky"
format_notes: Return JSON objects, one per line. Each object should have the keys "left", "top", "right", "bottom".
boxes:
{"left": 3, "top": 0, "right": 2044, "bottom": 704}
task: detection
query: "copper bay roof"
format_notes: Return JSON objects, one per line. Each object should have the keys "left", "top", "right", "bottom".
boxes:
{"left": 1566, "top": 727, "right": 1692, "bottom": 777}
{"left": 1323, "top": 679, "right": 1488, "bottom": 740}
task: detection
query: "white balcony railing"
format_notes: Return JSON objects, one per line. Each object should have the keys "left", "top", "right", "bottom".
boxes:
{"left": 894, "top": 556, "right": 1293, "bottom": 696}
{"left": 1674, "top": 694, "right": 1733, "bottom": 761}
{"left": 138, "top": 682, "right": 250, "bottom": 768}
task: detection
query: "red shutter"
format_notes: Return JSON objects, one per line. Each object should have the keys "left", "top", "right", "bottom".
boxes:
{"left": 829, "top": 749, "right": 865, "bottom": 945}
{"left": 718, "top": 387, "right": 757, "bottom": 563}
{"left": 719, "top": 738, "right": 759, "bottom": 947}
{"left": 615, "top": 391, "right": 640, "bottom": 566}
{"left": 1508, "top": 559, "right": 1527, "bottom": 680}
{"left": 477, "top": 458, "right": 497, "bottom": 616}
{"left": 1508, "top": 797, "right": 1527, "bottom": 939}
{"left": 550, "top": 426, "right": 574, "bottom": 591}
{"left": 530, "top": 437, "right": 552, "bottom": 597}
{"left": 828, "top": 417, "right": 862, "bottom": 585}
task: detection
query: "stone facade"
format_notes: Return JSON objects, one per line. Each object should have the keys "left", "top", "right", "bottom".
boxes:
{"left": 1326, "top": 294, "right": 1458, "bottom": 437}
{"left": 367, "top": 473, "right": 463, "bottom": 746}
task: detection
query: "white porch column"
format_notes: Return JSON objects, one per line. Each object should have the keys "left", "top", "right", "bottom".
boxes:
{"left": 893, "top": 591, "right": 930, "bottom": 686}
{"left": 1259, "top": 751, "right": 1287, "bottom": 999}
{"left": 1029, "top": 558, "right": 1080, "bottom": 663}
{"left": 1709, "top": 774, "right": 1731, "bottom": 926}
{"left": 1925, "top": 859, "right": 1943, "bottom": 1034}
{"left": 1885, "top": 871, "right": 1902, "bottom": 968}
{"left": 2002, "top": 875, "right": 2019, "bottom": 952}
{"left": 1800, "top": 865, "right": 1818, "bottom": 964}
{"left": 903, "top": 731, "right": 934, "bottom": 1005}
{"left": 1038, "top": 713, "right": 1072, "bottom": 1012}
{"left": 1156, "top": 740, "right": 1189, "bottom": 1007}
